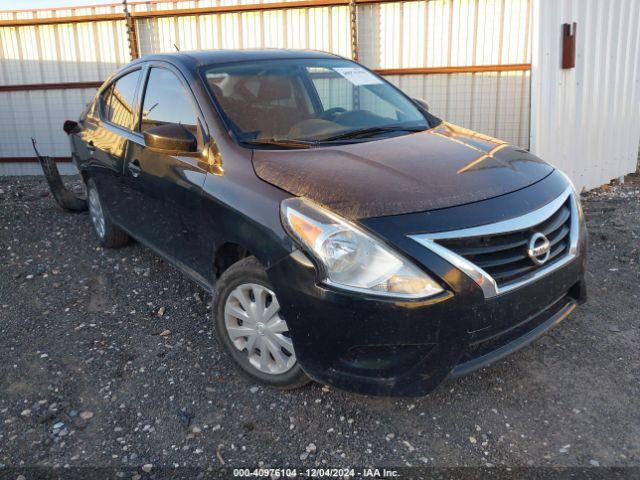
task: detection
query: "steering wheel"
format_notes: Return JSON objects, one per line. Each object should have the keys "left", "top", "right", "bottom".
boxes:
{"left": 233, "top": 78, "right": 257, "bottom": 103}
{"left": 320, "top": 107, "right": 347, "bottom": 121}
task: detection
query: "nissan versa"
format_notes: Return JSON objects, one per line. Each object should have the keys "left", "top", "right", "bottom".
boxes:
{"left": 62, "top": 49, "right": 587, "bottom": 396}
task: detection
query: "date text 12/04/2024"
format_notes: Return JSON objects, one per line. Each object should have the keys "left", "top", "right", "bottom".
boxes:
{"left": 232, "top": 468, "right": 400, "bottom": 477}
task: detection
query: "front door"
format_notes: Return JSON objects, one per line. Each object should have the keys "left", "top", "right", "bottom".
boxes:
{"left": 82, "top": 68, "right": 142, "bottom": 223}
{"left": 120, "top": 65, "right": 209, "bottom": 278}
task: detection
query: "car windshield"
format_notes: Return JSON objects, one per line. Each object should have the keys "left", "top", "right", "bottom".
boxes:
{"left": 202, "top": 58, "right": 439, "bottom": 147}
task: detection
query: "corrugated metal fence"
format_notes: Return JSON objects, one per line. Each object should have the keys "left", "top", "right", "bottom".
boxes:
{"left": 530, "top": 0, "right": 640, "bottom": 191}
{"left": 0, "top": 0, "right": 532, "bottom": 174}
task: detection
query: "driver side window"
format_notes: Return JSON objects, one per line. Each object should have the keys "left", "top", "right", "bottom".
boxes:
{"left": 140, "top": 67, "right": 199, "bottom": 138}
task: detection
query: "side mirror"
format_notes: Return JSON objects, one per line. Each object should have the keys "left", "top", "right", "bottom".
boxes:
{"left": 143, "top": 123, "right": 198, "bottom": 154}
{"left": 412, "top": 98, "right": 430, "bottom": 112}
{"left": 63, "top": 120, "right": 80, "bottom": 135}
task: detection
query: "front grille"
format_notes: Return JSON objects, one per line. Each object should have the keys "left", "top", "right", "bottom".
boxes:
{"left": 437, "top": 198, "right": 572, "bottom": 287}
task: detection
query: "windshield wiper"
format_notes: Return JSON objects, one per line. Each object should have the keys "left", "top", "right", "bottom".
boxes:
{"left": 242, "top": 138, "right": 316, "bottom": 149}
{"left": 321, "top": 125, "right": 427, "bottom": 141}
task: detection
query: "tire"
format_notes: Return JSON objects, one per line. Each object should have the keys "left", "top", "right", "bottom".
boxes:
{"left": 212, "top": 256, "right": 310, "bottom": 389}
{"left": 86, "top": 179, "right": 130, "bottom": 248}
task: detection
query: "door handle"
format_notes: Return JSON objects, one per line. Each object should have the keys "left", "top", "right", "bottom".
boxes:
{"left": 127, "top": 159, "right": 142, "bottom": 178}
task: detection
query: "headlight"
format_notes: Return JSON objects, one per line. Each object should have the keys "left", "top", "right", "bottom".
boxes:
{"left": 280, "top": 197, "right": 444, "bottom": 299}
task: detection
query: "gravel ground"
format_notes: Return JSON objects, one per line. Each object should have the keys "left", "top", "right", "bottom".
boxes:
{"left": 0, "top": 175, "right": 638, "bottom": 471}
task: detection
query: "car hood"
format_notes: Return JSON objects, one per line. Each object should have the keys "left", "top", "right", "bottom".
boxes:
{"left": 252, "top": 122, "right": 554, "bottom": 219}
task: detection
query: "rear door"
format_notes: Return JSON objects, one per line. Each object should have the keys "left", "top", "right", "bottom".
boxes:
{"left": 120, "top": 63, "right": 209, "bottom": 276}
{"left": 81, "top": 68, "right": 143, "bottom": 224}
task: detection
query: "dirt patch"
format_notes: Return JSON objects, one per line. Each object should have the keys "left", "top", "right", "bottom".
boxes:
{"left": 0, "top": 175, "right": 638, "bottom": 469}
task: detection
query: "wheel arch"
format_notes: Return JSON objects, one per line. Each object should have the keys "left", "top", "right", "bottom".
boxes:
{"left": 212, "top": 241, "right": 255, "bottom": 280}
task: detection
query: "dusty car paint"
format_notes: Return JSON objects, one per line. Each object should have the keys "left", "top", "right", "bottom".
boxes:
{"left": 253, "top": 123, "right": 553, "bottom": 219}
{"left": 66, "top": 49, "right": 587, "bottom": 396}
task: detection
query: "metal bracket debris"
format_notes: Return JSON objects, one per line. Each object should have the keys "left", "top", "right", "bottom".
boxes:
{"left": 32, "top": 138, "right": 88, "bottom": 212}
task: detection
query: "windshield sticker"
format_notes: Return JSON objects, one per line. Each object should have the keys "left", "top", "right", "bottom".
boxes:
{"left": 333, "top": 67, "right": 383, "bottom": 86}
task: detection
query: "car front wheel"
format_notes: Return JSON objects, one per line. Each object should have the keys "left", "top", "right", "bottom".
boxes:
{"left": 213, "top": 256, "right": 310, "bottom": 389}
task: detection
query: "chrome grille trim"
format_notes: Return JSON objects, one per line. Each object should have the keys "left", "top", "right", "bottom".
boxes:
{"left": 409, "top": 187, "right": 580, "bottom": 299}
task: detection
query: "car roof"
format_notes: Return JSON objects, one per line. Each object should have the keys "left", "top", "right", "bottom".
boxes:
{"left": 130, "top": 49, "right": 343, "bottom": 69}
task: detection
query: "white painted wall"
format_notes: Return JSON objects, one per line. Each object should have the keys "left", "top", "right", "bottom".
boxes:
{"left": 530, "top": 0, "right": 640, "bottom": 191}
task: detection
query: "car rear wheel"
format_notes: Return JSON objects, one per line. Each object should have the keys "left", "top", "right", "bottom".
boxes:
{"left": 86, "top": 179, "right": 130, "bottom": 248}
{"left": 213, "top": 256, "right": 310, "bottom": 389}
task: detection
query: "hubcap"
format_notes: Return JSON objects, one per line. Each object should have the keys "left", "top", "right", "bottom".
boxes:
{"left": 224, "top": 283, "right": 296, "bottom": 375}
{"left": 88, "top": 187, "right": 106, "bottom": 239}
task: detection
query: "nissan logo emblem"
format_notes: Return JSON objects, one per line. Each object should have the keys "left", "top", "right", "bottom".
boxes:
{"left": 527, "top": 232, "right": 551, "bottom": 265}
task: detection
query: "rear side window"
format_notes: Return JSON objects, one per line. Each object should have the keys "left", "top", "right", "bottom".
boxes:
{"left": 102, "top": 70, "right": 141, "bottom": 130}
{"left": 99, "top": 84, "right": 113, "bottom": 120}
{"left": 140, "top": 68, "right": 199, "bottom": 136}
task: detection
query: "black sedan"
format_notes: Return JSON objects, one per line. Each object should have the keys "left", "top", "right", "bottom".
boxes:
{"left": 64, "top": 49, "right": 587, "bottom": 396}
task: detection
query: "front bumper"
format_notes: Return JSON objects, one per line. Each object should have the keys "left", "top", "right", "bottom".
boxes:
{"left": 267, "top": 174, "right": 588, "bottom": 397}
{"left": 267, "top": 242, "right": 586, "bottom": 397}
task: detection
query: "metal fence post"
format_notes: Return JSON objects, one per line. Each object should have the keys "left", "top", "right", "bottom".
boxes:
{"left": 349, "top": 0, "right": 358, "bottom": 61}
{"left": 123, "top": 0, "right": 139, "bottom": 60}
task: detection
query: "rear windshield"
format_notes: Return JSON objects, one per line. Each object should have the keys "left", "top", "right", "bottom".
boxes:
{"left": 202, "top": 58, "right": 438, "bottom": 147}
